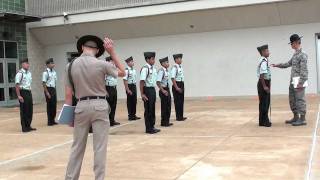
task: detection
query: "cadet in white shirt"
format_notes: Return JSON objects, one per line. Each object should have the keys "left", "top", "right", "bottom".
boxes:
{"left": 157, "top": 57, "right": 173, "bottom": 127}
{"left": 256, "top": 45, "right": 272, "bottom": 127}
{"left": 15, "top": 58, "right": 36, "bottom": 133}
{"left": 123, "top": 56, "right": 141, "bottom": 121}
{"left": 171, "top": 54, "right": 187, "bottom": 121}
{"left": 42, "top": 58, "right": 58, "bottom": 126}
{"left": 140, "top": 52, "right": 160, "bottom": 134}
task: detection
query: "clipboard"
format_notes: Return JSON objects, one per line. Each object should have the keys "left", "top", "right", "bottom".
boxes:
{"left": 58, "top": 104, "right": 75, "bottom": 125}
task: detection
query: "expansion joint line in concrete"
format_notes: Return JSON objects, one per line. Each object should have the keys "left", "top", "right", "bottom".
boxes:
{"left": 0, "top": 121, "right": 137, "bottom": 167}
{"left": 173, "top": 115, "right": 257, "bottom": 180}
{"left": 305, "top": 104, "right": 320, "bottom": 180}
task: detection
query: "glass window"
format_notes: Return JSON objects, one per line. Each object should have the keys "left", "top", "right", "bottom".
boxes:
{"left": 0, "top": 62, "right": 3, "bottom": 84}
{"left": 9, "top": 87, "right": 17, "bottom": 100}
{"left": 7, "top": 62, "right": 17, "bottom": 83}
{"left": 0, "top": 41, "right": 4, "bottom": 58}
{"left": 0, "top": 88, "right": 4, "bottom": 101}
{"left": 5, "top": 42, "right": 18, "bottom": 58}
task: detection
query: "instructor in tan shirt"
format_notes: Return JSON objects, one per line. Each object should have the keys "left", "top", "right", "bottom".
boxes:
{"left": 64, "top": 35, "right": 125, "bottom": 180}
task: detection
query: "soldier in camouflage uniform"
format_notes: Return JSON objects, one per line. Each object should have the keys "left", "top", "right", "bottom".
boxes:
{"left": 272, "top": 34, "right": 308, "bottom": 126}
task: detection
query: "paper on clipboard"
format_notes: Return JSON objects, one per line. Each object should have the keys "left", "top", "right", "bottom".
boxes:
{"left": 292, "top": 77, "right": 308, "bottom": 88}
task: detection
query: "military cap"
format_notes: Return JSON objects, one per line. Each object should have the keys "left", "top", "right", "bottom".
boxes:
{"left": 173, "top": 54, "right": 183, "bottom": 60}
{"left": 46, "top": 58, "right": 54, "bottom": 64}
{"left": 20, "top": 58, "right": 29, "bottom": 64}
{"left": 125, "top": 56, "right": 133, "bottom": 63}
{"left": 144, "top": 52, "right": 156, "bottom": 60}
{"left": 257, "top": 44, "right": 268, "bottom": 53}
{"left": 159, "top": 57, "right": 169, "bottom": 64}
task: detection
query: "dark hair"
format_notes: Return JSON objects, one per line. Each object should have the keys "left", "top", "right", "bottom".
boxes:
{"left": 145, "top": 57, "right": 154, "bottom": 61}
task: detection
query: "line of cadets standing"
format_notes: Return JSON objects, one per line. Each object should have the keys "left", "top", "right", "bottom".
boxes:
{"left": 104, "top": 52, "right": 187, "bottom": 134}
{"left": 15, "top": 52, "right": 187, "bottom": 134}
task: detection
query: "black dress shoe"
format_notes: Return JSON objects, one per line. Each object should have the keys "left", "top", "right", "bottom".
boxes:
{"left": 53, "top": 122, "right": 58, "bottom": 125}
{"left": 111, "top": 121, "right": 121, "bottom": 126}
{"left": 146, "top": 130, "right": 156, "bottom": 134}
{"left": 153, "top": 128, "right": 161, "bottom": 133}
{"left": 129, "top": 116, "right": 141, "bottom": 121}
{"left": 182, "top": 117, "right": 187, "bottom": 120}
{"left": 22, "top": 129, "right": 31, "bottom": 133}
{"left": 29, "top": 127, "right": 37, "bottom": 131}
{"left": 161, "top": 123, "right": 173, "bottom": 127}
{"left": 176, "top": 119, "right": 185, "bottom": 121}
{"left": 264, "top": 122, "right": 272, "bottom": 127}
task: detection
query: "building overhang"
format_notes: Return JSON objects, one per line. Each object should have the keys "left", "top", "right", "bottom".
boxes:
{"left": 27, "top": 0, "right": 295, "bottom": 28}
{"left": 0, "top": 12, "right": 41, "bottom": 23}
{"left": 27, "top": 0, "right": 320, "bottom": 46}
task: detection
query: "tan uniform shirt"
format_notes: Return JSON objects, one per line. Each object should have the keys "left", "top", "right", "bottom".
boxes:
{"left": 65, "top": 53, "right": 118, "bottom": 99}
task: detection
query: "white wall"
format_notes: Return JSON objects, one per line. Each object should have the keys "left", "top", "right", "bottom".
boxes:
{"left": 44, "top": 22, "right": 319, "bottom": 101}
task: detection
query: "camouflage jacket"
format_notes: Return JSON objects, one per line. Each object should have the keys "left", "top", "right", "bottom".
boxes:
{"left": 278, "top": 49, "right": 308, "bottom": 84}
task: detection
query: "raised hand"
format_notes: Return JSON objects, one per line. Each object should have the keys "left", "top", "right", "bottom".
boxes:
{"left": 103, "top": 37, "right": 114, "bottom": 55}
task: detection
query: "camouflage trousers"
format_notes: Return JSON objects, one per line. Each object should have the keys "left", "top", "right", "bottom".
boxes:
{"left": 289, "top": 84, "right": 306, "bottom": 115}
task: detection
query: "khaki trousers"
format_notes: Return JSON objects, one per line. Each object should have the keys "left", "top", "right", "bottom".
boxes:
{"left": 65, "top": 99, "right": 110, "bottom": 180}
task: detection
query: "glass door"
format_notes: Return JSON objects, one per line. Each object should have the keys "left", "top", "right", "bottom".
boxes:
{"left": 0, "top": 40, "right": 19, "bottom": 106}
{"left": 6, "top": 59, "right": 18, "bottom": 104}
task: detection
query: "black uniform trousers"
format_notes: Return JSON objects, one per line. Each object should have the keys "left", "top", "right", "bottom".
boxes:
{"left": 257, "top": 79, "right": 271, "bottom": 125}
{"left": 127, "top": 84, "right": 137, "bottom": 119}
{"left": 106, "top": 86, "right": 117, "bottom": 125}
{"left": 172, "top": 81, "right": 185, "bottom": 120}
{"left": 19, "top": 90, "right": 33, "bottom": 132}
{"left": 45, "top": 87, "right": 57, "bottom": 125}
{"left": 144, "top": 87, "right": 156, "bottom": 132}
{"left": 159, "top": 86, "right": 171, "bottom": 126}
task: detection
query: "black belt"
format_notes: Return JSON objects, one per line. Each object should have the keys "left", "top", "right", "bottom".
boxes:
{"left": 47, "top": 87, "right": 56, "bottom": 89}
{"left": 79, "top": 96, "right": 106, "bottom": 101}
{"left": 20, "top": 89, "right": 31, "bottom": 92}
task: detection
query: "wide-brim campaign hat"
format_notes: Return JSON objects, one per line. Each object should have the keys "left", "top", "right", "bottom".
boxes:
{"left": 173, "top": 54, "right": 183, "bottom": 60}
{"left": 289, "top": 34, "right": 303, "bottom": 44}
{"left": 77, "top": 35, "right": 105, "bottom": 58}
